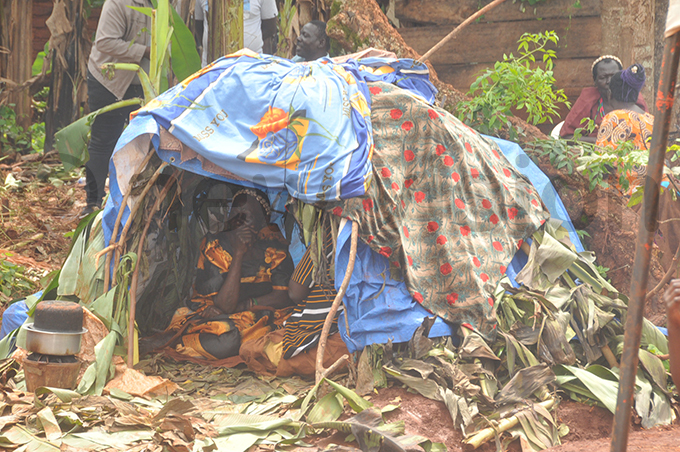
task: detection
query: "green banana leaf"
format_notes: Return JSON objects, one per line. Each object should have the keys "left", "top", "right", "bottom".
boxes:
{"left": 54, "top": 99, "right": 143, "bottom": 171}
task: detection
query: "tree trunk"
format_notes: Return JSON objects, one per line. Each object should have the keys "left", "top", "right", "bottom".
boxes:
{"left": 326, "top": 0, "right": 667, "bottom": 322}
{"left": 7, "top": 0, "right": 33, "bottom": 130}
{"left": 44, "top": 0, "right": 90, "bottom": 152}
{"left": 208, "top": 0, "right": 243, "bottom": 62}
{"left": 0, "top": 0, "right": 10, "bottom": 84}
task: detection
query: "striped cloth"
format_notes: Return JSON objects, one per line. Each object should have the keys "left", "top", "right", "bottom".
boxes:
{"left": 282, "top": 226, "right": 340, "bottom": 359}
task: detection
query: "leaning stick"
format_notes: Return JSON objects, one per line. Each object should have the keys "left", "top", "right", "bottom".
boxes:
{"left": 315, "top": 221, "right": 359, "bottom": 384}
{"left": 463, "top": 398, "right": 555, "bottom": 449}
{"left": 103, "top": 150, "right": 156, "bottom": 292}
{"left": 417, "top": 0, "right": 507, "bottom": 64}
{"left": 645, "top": 241, "right": 680, "bottom": 301}
{"left": 112, "top": 161, "right": 169, "bottom": 283}
{"left": 127, "top": 172, "right": 178, "bottom": 367}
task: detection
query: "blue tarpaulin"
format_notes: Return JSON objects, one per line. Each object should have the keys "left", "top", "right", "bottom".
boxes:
{"left": 333, "top": 137, "right": 585, "bottom": 353}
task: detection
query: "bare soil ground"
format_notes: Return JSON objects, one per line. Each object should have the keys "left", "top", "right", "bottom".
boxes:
{"left": 291, "top": 383, "right": 680, "bottom": 451}
{"left": 0, "top": 162, "right": 86, "bottom": 257}
{"left": 0, "top": 158, "right": 86, "bottom": 306}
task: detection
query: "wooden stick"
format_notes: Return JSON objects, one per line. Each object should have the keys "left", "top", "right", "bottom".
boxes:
{"left": 104, "top": 150, "right": 156, "bottom": 292}
{"left": 127, "top": 172, "right": 178, "bottom": 367}
{"left": 112, "top": 161, "right": 169, "bottom": 284}
{"left": 417, "top": 0, "right": 507, "bottom": 64}
{"left": 645, "top": 241, "right": 680, "bottom": 301}
{"left": 601, "top": 344, "right": 619, "bottom": 368}
{"left": 315, "top": 221, "right": 359, "bottom": 384}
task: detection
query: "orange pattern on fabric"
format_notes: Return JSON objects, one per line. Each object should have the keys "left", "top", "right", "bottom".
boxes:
{"left": 186, "top": 319, "right": 233, "bottom": 336}
{"left": 196, "top": 238, "right": 208, "bottom": 270}
{"left": 240, "top": 266, "right": 272, "bottom": 284}
{"left": 596, "top": 109, "right": 656, "bottom": 196}
{"left": 172, "top": 307, "right": 293, "bottom": 360}
{"left": 203, "top": 239, "right": 233, "bottom": 273}
{"left": 251, "top": 107, "right": 290, "bottom": 139}
{"left": 180, "top": 333, "right": 215, "bottom": 359}
{"left": 264, "top": 247, "right": 288, "bottom": 268}
{"left": 596, "top": 109, "right": 654, "bottom": 151}
{"left": 257, "top": 225, "right": 285, "bottom": 242}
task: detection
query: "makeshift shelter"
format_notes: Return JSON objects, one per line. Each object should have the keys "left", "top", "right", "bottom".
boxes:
{"left": 53, "top": 50, "right": 558, "bottom": 377}
{"left": 2, "top": 50, "right": 675, "bottom": 452}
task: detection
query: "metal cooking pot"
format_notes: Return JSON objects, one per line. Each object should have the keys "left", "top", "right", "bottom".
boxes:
{"left": 23, "top": 324, "right": 88, "bottom": 356}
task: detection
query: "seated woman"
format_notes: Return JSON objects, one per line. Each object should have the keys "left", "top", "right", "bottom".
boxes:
{"left": 595, "top": 63, "right": 654, "bottom": 196}
{"left": 238, "top": 218, "right": 350, "bottom": 377}
{"left": 140, "top": 188, "right": 295, "bottom": 360}
{"left": 560, "top": 55, "right": 648, "bottom": 143}
{"left": 596, "top": 64, "right": 653, "bottom": 151}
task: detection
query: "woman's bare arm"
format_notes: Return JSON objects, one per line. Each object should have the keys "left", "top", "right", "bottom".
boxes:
{"left": 664, "top": 279, "right": 680, "bottom": 386}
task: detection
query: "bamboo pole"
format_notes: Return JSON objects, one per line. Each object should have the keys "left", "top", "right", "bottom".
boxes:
{"left": 416, "top": 0, "right": 507, "bottom": 64}
{"left": 315, "top": 221, "right": 359, "bottom": 384}
{"left": 127, "top": 172, "right": 178, "bottom": 367}
{"left": 610, "top": 31, "right": 680, "bottom": 452}
{"left": 103, "top": 150, "right": 156, "bottom": 291}
{"left": 463, "top": 398, "right": 555, "bottom": 449}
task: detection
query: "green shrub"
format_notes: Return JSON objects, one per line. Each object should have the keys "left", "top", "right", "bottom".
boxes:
{"left": 456, "top": 31, "right": 570, "bottom": 139}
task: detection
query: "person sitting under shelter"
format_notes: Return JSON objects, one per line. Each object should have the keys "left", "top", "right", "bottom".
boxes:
{"left": 560, "top": 55, "right": 648, "bottom": 142}
{"left": 140, "top": 188, "right": 295, "bottom": 360}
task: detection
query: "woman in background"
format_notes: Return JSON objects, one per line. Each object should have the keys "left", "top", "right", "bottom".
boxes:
{"left": 560, "top": 56, "right": 648, "bottom": 142}
{"left": 596, "top": 63, "right": 653, "bottom": 151}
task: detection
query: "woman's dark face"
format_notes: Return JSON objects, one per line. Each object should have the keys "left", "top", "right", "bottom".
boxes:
{"left": 594, "top": 61, "right": 620, "bottom": 97}
{"left": 226, "top": 196, "right": 266, "bottom": 231}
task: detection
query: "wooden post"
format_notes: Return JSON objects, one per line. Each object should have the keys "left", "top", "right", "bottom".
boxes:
{"left": 45, "top": 0, "right": 88, "bottom": 152}
{"left": 297, "top": 0, "right": 313, "bottom": 27}
{"left": 7, "top": 0, "right": 33, "bottom": 130}
{"left": 208, "top": 0, "right": 243, "bottom": 62}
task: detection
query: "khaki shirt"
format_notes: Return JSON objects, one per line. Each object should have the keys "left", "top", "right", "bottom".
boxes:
{"left": 87, "top": 0, "right": 152, "bottom": 100}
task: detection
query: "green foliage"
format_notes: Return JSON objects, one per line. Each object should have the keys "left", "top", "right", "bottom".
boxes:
{"left": 576, "top": 140, "right": 648, "bottom": 192}
{"left": 277, "top": 0, "right": 297, "bottom": 58}
{"left": 456, "top": 31, "right": 570, "bottom": 138}
{"left": 31, "top": 43, "right": 51, "bottom": 77}
{"left": 530, "top": 137, "right": 578, "bottom": 175}
{"left": 0, "top": 106, "right": 32, "bottom": 153}
{"left": 0, "top": 254, "right": 37, "bottom": 301}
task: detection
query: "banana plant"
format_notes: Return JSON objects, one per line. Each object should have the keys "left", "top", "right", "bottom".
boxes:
{"left": 55, "top": 0, "right": 200, "bottom": 170}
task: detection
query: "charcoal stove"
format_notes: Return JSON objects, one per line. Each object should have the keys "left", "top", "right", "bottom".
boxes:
{"left": 21, "top": 301, "right": 87, "bottom": 392}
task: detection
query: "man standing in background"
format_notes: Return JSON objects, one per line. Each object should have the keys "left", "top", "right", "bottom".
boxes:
{"left": 244, "top": 0, "right": 279, "bottom": 54}
{"left": 195, "top": 0, "right": 278, "bottom": 67}
{"left": 83, "top": 0, "right": 151, "bottom": 216}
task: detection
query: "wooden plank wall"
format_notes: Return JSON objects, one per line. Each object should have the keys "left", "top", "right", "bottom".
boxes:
{"left": 32, "top": 0, "right": 101, "bottom": 60}
{"left": 396, "top": 0, "right": 602, "bottom": 128}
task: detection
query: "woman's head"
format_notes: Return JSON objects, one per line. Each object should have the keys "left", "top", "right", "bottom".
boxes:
{"left": 592, "top": 55, "right": 623, "bottom": 96}
{"left": 227, "top": 188, "right": 271, "bottom": 231}
{"left": 609, "top": 64, "right": 646, "bottom": 103}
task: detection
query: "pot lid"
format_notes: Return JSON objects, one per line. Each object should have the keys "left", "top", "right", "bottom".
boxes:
{"left": 34, "top": 301, "right": 84, "bottom": 333}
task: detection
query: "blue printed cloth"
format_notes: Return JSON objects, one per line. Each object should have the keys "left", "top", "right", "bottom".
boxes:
{"left": 105, "top": 51, "right": 435, "bottom": 246}
{"left": 136, "top": 50, "right": 374, "bottom": 203}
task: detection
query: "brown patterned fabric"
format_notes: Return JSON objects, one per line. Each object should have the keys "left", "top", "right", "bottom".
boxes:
{"left": 333, "top": 82, "right": 550, "bottom": 339}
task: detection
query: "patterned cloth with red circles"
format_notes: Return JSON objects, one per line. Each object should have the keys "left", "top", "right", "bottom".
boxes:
{"left": 334, "top": 81, "right": 550, "bottom": 339}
